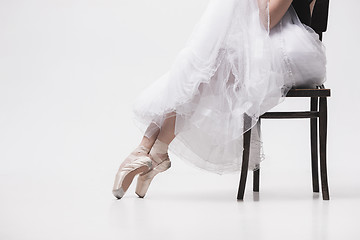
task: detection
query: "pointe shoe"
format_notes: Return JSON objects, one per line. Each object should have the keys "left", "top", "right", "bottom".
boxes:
{"left": 135, "top": 152, "right": 171, "bottom": 198}
{"left": 112, "top": 146, "right": 152, "bottom": 199}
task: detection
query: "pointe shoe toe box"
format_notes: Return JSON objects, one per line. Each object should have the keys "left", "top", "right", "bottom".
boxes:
{"left": 112, "top": 188, "right": 125, "bottom": 199}
{"left": 135, "top": 159, "right": 171, "bottom": 198}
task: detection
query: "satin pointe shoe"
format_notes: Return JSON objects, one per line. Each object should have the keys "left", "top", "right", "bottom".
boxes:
{"left": 112, "top": 146, "right": 152, "bottom": 199}
{"left": 135, "top": 152, "right": 171, "bottom": 198}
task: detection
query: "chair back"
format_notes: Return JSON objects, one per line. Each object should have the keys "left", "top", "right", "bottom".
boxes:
{"left": 311, "top": 0, "right": 330, "bottom": 40}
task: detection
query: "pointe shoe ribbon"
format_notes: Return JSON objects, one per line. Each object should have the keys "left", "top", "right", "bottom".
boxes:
{"left": 112, "top": 146, "right": 152, "bottom": 199}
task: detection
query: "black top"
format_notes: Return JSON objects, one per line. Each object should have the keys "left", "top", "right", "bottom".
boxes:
{"left": 291, "top": 0, "right": 312, "bottom": 26}
{"left": 291, "top": 0, "right": 330, "bottom": 36}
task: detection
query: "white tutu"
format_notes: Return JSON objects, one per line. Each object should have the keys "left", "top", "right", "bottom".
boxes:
{"left": 131, "top": 0, "right": 326, "bottom": 174}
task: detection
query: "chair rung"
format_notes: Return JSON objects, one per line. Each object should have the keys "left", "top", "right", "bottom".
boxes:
{"left": 260, "top": 111, "right": 319, "bottom": 119}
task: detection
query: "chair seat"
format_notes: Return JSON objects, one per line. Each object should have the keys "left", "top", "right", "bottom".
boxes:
{"left": 261, "top": 111, "right": 319, "bottom": 119}
{"left": 261, "top": 87, "right": 331, "bottom": 119}
{"left": 286, "top": 88, "right": 331, "bottom": 97}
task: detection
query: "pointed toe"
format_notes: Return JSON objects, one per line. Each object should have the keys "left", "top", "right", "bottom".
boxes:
{"left": 112, "top": 188, "right": 125, "bottom": 199}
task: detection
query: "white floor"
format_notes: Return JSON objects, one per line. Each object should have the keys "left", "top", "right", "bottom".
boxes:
{"left": 1, "top": 153, "right": 360, "bottom": 240}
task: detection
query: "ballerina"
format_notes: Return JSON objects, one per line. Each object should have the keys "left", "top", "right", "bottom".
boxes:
{"left": 112, "top": 0, "right": 326, "bottom": 199}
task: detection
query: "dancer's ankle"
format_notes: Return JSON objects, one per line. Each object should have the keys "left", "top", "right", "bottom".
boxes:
{"left": 149, "top": 139, "right": 169, "bottom": 164}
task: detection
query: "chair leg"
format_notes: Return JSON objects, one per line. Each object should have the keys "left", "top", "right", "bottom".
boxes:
{"left": 253, "top": 168, "right": 260, "bottom": 192}
{"left": 310, "top": 97, "right": 320, "bottom": 193}
{"left": 253, "top": 118, "right": 261, "bottom": 192}
{"left": 237, "top": 128, "right": 252, "bottom": 200}
{"left": 319, "top": 97, "right": 330, "bottom": 200}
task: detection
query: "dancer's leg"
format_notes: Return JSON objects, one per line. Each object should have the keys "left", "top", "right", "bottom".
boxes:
{"left": 138, "top": 122, "right": 160, "bottom": 152}
{"left": 135, "top": 112, "right": 176, "bottom": 198}
{"left": 147, "top": 112, "right": 176, "bottom": 166}
{"left": 136, "top": 111, "right": 176, "bottom": 156}
{"left": 157, "top": 112, "right": 177, "bottom": 145}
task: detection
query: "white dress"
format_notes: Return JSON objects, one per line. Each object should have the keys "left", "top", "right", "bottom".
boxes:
{"left": 131, "top": 0, "right": 326, "bottom": 174}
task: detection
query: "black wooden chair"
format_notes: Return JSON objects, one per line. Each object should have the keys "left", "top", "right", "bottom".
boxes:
{"left": 237, "top": 0, "right": 331, "bottom": 201}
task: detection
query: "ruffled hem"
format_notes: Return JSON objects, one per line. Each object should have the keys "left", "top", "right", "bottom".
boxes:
{"left": 130, "top": 0, "right": 326, "bottom": 174}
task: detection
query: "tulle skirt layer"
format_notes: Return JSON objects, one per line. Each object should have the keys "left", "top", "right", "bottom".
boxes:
{"left": 131, "top": 0, "right": 326, "bottom": 174}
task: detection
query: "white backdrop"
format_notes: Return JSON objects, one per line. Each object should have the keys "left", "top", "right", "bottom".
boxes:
{"left": 1, "top": 0, "right": 360, "bottom": 239}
